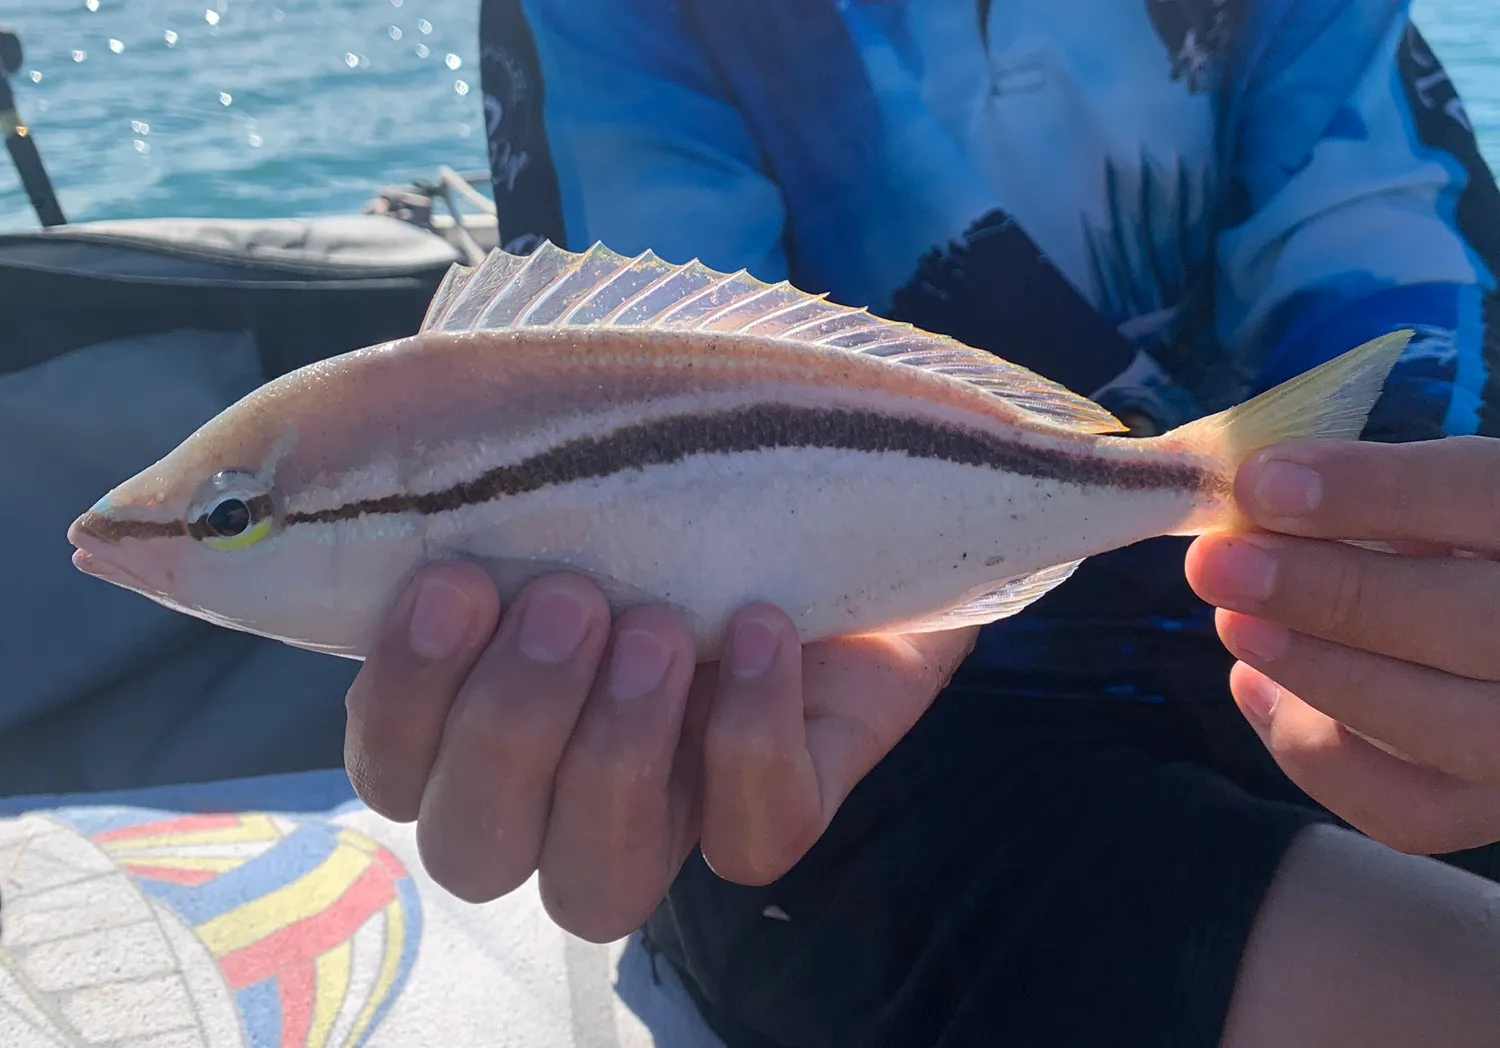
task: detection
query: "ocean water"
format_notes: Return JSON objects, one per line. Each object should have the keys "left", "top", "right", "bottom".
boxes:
{"left": 0, "top": 0, "right": 1496, "bottom": 231}
{"left": 0, "top": 0, "right": 487, "bottom": 230}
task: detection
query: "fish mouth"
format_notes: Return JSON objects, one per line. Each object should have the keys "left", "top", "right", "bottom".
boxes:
{"left": 68, "top": 512, "right": 151, "bottom": 589}
{"left": 68, "top": 512, "right": 107, "bottom": 562}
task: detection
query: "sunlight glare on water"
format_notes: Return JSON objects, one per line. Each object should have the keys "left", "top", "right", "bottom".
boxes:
{"left": 0, "top": 0, "right": 1495, "bottom": 230}
{"left": 0, "top": 0, "right": 486, "bottom": 230}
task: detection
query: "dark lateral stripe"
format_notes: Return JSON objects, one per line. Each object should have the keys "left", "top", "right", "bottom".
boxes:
{"left": 76, "top": 511, "right": 188, "bottom": 543}
{"left": 284, "top": 403, "right": 1211, "bottom": 528}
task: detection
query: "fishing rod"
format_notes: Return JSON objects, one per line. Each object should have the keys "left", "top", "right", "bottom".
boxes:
{"left": 0, "top": 26, "right": 66, "bottom": 227}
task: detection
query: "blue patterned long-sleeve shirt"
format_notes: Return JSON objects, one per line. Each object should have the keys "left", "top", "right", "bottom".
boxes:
{"left": 479, "top": 0, "right": 1500, "bottom": 703}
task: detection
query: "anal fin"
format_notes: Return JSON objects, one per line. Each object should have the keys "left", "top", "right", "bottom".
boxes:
{"left": 1340, "top": 539, "right": 1401, "bottom": 556}
{"left": 882, "top": 559, "right": 1083, "bottom": 634}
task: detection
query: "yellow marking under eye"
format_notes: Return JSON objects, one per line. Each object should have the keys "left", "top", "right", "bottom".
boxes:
{"left": 204, "top": 515, "right": 272, "bottom": 551}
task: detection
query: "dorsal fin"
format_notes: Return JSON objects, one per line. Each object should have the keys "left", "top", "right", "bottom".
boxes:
{"left": 420, "top": 241, "right": 1127, "bottom": 435}
{"left": 419, "top": 258, "right": 481, "bottom": 332}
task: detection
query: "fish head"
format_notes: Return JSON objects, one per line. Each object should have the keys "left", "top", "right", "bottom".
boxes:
{"left": 65, "top": 371, "right": 404, "bottom": 658}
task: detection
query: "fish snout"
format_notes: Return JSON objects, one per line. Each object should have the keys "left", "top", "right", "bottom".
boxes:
{"left": 69, "top": 509, "right": 113, "bottom": 549}
{"left": 69, "top": 510, "right": 115, "bottom": 578}
{"left": 66, "top": 507, "right": 177, "bottom": 589}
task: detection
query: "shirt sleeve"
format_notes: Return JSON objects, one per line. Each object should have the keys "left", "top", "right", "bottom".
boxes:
{"left": 481, "top": 0, "right": 790, "bottom": 281}
{"left": 1214, "top": 0, "right": 1500, "bottom": 441}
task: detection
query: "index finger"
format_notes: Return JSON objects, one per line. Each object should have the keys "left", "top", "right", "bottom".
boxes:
{"left": 345, "top": 561, "right": 501, "bottom": 822}
{"left": 1237, "top": 435, "right": 1500, "bottom": 554}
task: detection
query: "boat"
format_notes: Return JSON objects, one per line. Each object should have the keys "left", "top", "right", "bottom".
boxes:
{"left": 2, "top": 40, "right": 504, "bottom": 796}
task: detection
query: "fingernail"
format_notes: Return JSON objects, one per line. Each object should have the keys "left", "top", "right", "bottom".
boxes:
{"left": 518, "top": 584, "right": 590, "bottom": 664}
{"left": 1229, "top": 616, "right": 1291, "bottom": 662}
{"left": 408, "top": 576, "right": 476, "bottom": 661}
{"left": 1251, "top": 458, "right": 1323, "bottom": 517}
{"left": 608, "top": 629, "right": 671, "bottom": 700}
{"left": 1236, "top": 669, "right": 1281, "bottom": 725}
{"left": 728, "top": 616, "right": 781, "bottom": 679}
{"left": 1204, "top": 538, "right": 1279, "bottom": 605}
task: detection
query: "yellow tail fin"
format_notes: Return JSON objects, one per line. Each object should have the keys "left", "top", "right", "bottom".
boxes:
{"left": 1166, "top": 329, "right": 1412, "bottom": 531}
{"left": 1172, "top": 329, "right": 1412, "bottom": 460}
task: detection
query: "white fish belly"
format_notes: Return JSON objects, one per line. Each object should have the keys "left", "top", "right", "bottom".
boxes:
{"left": 439, "top": 446, "right": 1200, "bottom": 652}
{"left": 203, "top": 524, "right": 429, "bottom": 658}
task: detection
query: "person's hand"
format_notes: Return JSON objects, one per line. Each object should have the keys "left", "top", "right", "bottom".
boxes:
{"left": 343, "top": 567, "right": 976, "bottom": 940}
{"left": 1186, "top": 435, "right": 1500, "bottom": 854}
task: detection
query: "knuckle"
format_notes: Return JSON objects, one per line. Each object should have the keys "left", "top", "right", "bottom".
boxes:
{"left": 345, "top": 655, "right": 457, "bottom": 731}
{"left": 343, "top": 668, "right": 386, "bottom": 720}
{"left": 1321, "top": 556, "right": 1373, "bottom": 638}
{"left": 1374, "top": 458, "right": 1412, "bottom": 527}
{"left": 342, "top": 709, "right": 429, "bottom": 824}
{"left": 344, "top": 753, "right": 416, "bottom": 823}
{"left": 1314, "top": 646, "right": 1370, "bottom": 714}
{"left": 563, "top": 703, "right": 681, "bottom": 797}
{"left": 448, "top": 687, "right": 506, "bottom": 741}
{"left": 579, "top": 741, "right": 667, "bottom": 796}
{"left": 705, "top": 717, "right": 782, "bottom": 770}
{"left": 343, "top": 680, "right": 367, "bottom": 719}
{"left": 450, "top": 686, "right": 563, "bottom": 760}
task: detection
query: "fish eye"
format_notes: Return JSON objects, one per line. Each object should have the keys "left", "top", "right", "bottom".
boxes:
{"left": 187, "top": 470, "right": 277, "bottom": 551}
{"left": 204, "top": 497, "right": 252, "bottom": 538}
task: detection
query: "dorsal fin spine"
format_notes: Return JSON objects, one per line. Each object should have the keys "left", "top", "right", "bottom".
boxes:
{"left": 598, "top": 253, "right": 675, "bottom": 325}
{"left": 781, "top": 306, "right": 855, "bottom": 340}
{"left": 694, "top": 281, "right": 781, "bottom": 329}
{"left": 479, "top": 245, "right": 567, "bottom": 328}
{"left": 770, "top": 297, "right": 838, "bottom": 339}
{"left": 741, "top": 298, "right": 824, "bottom": 334}
{"left": 656, "top": 270, "right": 745, "bottom": 327}
{"left": 809, "top": 311, "right": 878, "bottom": 344}
{"left": 420, "top": 262, "right": 476, "bottom": 333}
{"left": 553, "top": 243, "right": 633, "bottom": 325}
{"left": 430, "top": 239, "right": 1128, "bottom": 435}
{"left": 514, "top": 254, "right": 587, "bottom": 327}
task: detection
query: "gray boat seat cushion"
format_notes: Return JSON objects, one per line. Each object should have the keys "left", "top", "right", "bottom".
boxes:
{"left": 0, "top": 328, "right": 355, "bottom": 797}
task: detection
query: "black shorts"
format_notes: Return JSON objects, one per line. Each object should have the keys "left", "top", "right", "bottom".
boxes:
{"left": 643, "top": 678, "right": 1500, "bottom": 1048}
